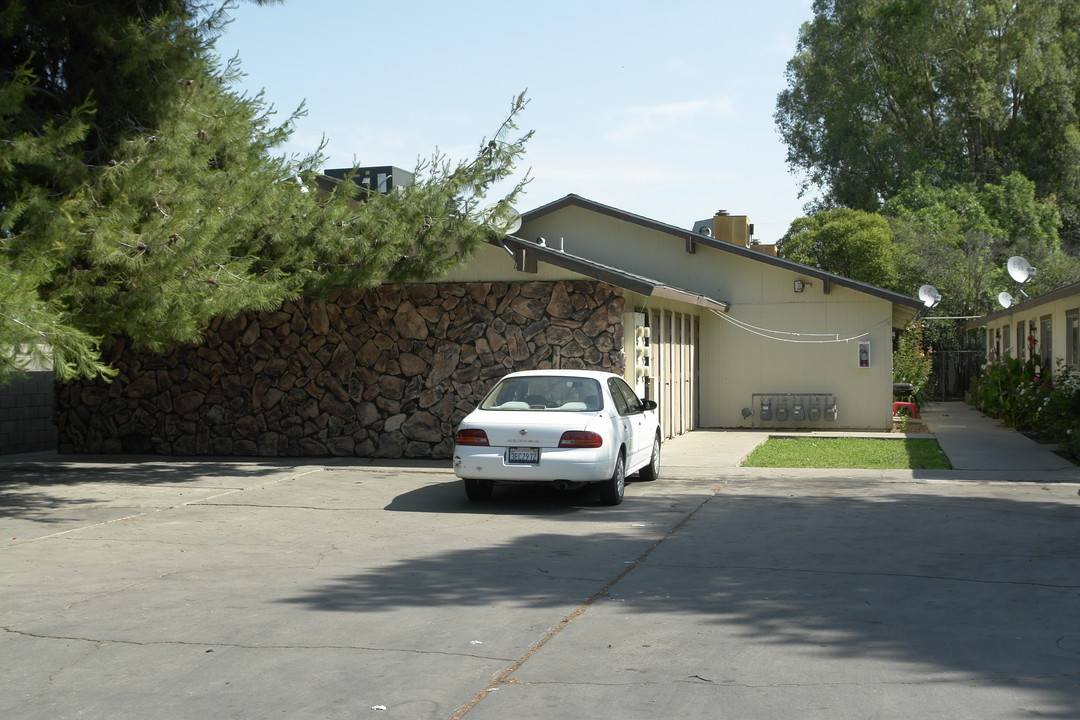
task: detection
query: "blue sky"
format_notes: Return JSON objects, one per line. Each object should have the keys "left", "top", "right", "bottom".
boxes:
{"left": 213, "top": 0, "right": 816, "bottom": 243}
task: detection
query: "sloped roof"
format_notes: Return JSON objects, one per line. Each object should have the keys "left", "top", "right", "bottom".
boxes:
{"left": 964, "top": 280, "right": 1080, "bottom": 330}
{"left": 522, "top": 194, "right": 923, "bottom": 327}
{"left": 495, "top": 235, "right": 730, "bottom": 313}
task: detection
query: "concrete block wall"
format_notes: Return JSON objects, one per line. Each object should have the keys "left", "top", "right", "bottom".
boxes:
{"left": 0, "top": 371, "right": 57, "bottom": 455}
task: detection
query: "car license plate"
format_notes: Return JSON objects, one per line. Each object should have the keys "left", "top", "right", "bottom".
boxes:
{"left": 507, "top": 446, "right": 540, "bottom": 464}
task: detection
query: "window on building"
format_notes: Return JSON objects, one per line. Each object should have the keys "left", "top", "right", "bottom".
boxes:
{"left": 1067, "top": 309, "right": 1080, "bottom": 367}
{"left": 1017, "top": 322, "right": 1026, "bottom": 360}
{"left": 1002, "top": 323, "right": 1011, "bottom": 358}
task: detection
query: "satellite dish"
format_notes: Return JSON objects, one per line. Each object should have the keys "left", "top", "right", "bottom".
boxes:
{"left": 998, "top": 291, "right": 1016, "bottom": 309}
{"left": 917, "top": 284, "right": 942, "bottom": 308}
{"left": 1007, "top": 256, "right": 1036, "bottom": 284}
{"left": 481, "top": 204, "right": 521, "bottom": 236}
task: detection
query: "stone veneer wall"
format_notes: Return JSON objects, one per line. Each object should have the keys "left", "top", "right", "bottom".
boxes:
{"left": 55, "top": 280, "right": 626, "bottom": 458}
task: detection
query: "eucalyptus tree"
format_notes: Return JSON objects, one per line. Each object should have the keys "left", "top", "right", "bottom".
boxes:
{"left": 776, "top": 0, "right": 1080, "bottom": 242}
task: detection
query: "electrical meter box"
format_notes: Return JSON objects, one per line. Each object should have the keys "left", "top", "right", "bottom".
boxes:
{"left": 751, "top": 393, "right": 835, "bottom": 427}
{"left": 825, "top": 401, "right": 838, "bottom": 421}
{"left": 625, "top": 312, "right": 651, "bottom": 398}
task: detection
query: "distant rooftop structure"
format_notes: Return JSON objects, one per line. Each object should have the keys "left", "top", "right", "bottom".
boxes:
{"left": 691, "top": 209, "right": 775, "bottom": 257}
{"left": 322, "top": 166, "right": 414, "bottom": 195}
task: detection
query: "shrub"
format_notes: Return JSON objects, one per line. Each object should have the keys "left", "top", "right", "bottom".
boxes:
{"left": 893, "top": 322, "right": 934, "bottom": 406}
{"left": 970, "top": 355, "right": 1080, "bottom": 457}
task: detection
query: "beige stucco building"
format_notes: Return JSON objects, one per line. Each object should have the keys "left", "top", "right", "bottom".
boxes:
{"left": 51, "top": 192, "right": 925, "bottom": 458}
{"left": 446, "top": 195, "right": 923, "bottom": 435}
{"left": 967, "top": 280, "right": 1080, "bottom": 375}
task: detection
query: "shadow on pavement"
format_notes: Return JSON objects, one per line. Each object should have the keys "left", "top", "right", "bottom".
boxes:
{"left": 383, "top": 478, "right": 661, "bottom": 515}
{"left": 282, "top": 489, "right": 1080, "bottom": 717}
{"left": 0, "top": 458, "right": 311, "bottom": 485}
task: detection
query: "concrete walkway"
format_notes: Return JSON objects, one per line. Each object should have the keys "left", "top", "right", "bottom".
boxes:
{"left": 920, "top": 401, "right": 1078, "bottom": 472}
{"left": 657, "top": 400, "right": 1080, "bottom": 484}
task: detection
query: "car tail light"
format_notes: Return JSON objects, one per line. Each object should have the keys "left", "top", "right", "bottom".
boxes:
{"left": 454, "top": 429, "right": 489, "bottom": 446}
{"left": 558, "top": 431, "right": 603, "bottom": 448}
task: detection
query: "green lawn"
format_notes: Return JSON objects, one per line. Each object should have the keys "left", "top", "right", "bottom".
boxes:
{"left": 741, "top": 437, "right": 952, "bottom": 470}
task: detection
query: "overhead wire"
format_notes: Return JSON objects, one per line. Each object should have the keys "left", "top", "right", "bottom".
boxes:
{"left": 709, "top": 308, "right": 888, "bottom": 344}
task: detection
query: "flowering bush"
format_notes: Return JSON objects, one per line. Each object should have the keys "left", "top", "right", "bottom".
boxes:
{"left": 893, "top": 322, "right": 933, "bottom": 406}
{"left": 970, "top": 355, "right": 1080, "bottom": 458}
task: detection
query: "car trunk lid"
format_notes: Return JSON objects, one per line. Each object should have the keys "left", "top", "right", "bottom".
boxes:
{"left": 464, "top": 410, "right": 600, "bottom": 448}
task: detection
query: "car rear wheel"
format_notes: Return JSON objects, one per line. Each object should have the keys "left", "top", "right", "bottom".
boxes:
{"left": 464, "top": 478, "right": 494, "bottom": 501}
{"left": 598, "top": 453, "right": 625, "bottom": 506}
{"left": 637, "top": 434, "right": 661, "bottom": 481}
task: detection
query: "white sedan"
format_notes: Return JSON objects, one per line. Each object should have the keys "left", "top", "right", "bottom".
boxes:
{"left": 452, "top": 369, "right": 661, "bottom": 505}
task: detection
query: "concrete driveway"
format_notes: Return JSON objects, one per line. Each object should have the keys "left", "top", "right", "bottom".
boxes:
{"left": 2, "top": 445, "right": 1079, "bottom": 719}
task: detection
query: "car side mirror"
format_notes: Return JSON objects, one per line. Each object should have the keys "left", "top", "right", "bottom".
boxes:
{"left": 641, "top": 399, "right": 658, "bottom": 412}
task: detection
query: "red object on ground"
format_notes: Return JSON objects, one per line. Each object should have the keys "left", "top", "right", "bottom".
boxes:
{"left": 892, "top": 401, "right": 918, "bottom": 418}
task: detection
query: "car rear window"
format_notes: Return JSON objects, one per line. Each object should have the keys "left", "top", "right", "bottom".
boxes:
{"left": 479, "top": 376, "right": 603, "bottom": 411}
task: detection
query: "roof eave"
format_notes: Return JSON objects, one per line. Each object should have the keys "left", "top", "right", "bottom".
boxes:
{"left": 522, "top": 194, "right": 924, "bottom": 316}
{"left": 491, "top": 236, "right": 730, "bottom": 314}
{"left": 963, "top": 280, "right": 1080, "bottom": 330}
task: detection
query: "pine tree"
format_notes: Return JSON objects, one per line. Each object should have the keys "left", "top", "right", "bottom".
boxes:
{"left": 0, "top": 1, "right": 530, "bottom": 384}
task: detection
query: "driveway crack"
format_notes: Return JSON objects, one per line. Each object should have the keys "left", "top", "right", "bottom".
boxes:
{"left": 0, "top": 626, "right": 514, "bottom": 661}
{"left": 450, "top": 484, "right": 729, "bottom": 719}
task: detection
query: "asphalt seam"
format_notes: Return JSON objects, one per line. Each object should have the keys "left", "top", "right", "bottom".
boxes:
{"left": 0, "top": 627, "right": 516, "bottom": 661}
{"left": 496, "top": 677, "right": 1019, "bottom": 690}
{"left": 1, "top": 469, "right": 325, "bottom": 548}
{"left": 191, "top": 502, "right": 369, "bottom": 510}
{"left": 449, "top": 483, "right": 729, "bottom": 720}
{"left": 491, "top": 675, "right": 1056, "bottom": 688}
